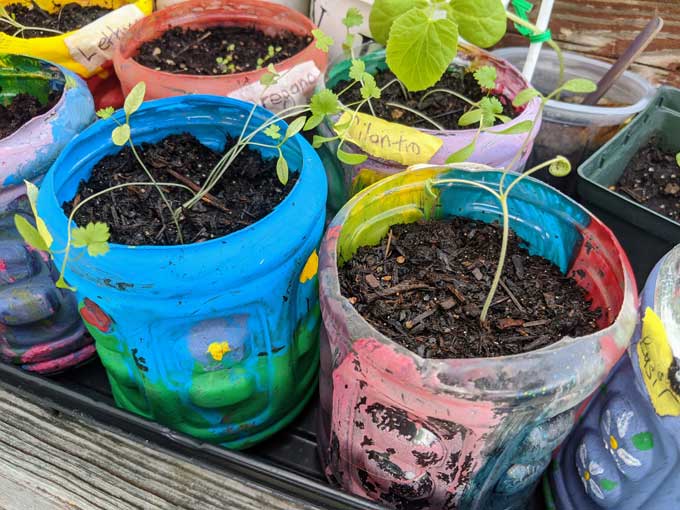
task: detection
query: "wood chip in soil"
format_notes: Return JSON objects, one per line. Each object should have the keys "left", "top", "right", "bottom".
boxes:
{"left": 0, "top": 3, "right": 111, "bottom": 37}
{"left": 62, "top": 133, "right": 298, "bottom": 246}
{"left": 333, "top": 66, "right": 517, "bottom": 131}
{"left": 339, "top": 218, "right": 600, "bottom": 359}
{"left": 0, "top": 91, "right": 59, "bottom": 139}
{"left": 611, "top": 138, "right": 680, "bottom": 222}
{"left": 134, "top": 26, "right": 312, "bottom": 75}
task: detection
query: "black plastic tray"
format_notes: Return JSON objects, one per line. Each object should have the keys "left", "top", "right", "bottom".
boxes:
{"left": 0, "top": 357, "right": 549, "bottom": 509}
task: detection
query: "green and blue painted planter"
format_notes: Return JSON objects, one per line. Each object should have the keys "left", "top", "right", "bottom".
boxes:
{"left": 37, "top": 95, "right": 327, "bottom": 448}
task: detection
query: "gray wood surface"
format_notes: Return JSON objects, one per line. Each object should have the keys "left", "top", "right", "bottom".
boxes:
{"left": 0, "top": 381, "right": 320, "bottom": 510}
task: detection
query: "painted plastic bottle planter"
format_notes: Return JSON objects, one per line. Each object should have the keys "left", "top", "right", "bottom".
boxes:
{"left": 317, "top": 166, "right": 638, "bottom": 510}
{"left": 0, "top": 0, "right": 154, "bottom": 109}
{"left": 113, "top": 0, "right": 328, "bottom": 113}
{"left": 318, "top": 45, "right": 542, "bottom": 214}
{"left": 547, "top": 244, "right": 680, "bottom": 510}
{"left": 0, "top": 54, "right": 94, "bottom": 206}
{"left": 0, "top": 196, "right": 92, "bottom": 374}
{"left": 578, "top": 87, "right": 680, "bottom": 287}
{"left": 38, "top": 95, "right": 327, "bottom": 449}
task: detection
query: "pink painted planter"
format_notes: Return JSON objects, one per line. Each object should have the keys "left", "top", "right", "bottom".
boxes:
{"left": 317, "top": 166, "right": 638, "bottom": 510}
{"left": 318, "top": 45, "right": 542, "bottom": 213}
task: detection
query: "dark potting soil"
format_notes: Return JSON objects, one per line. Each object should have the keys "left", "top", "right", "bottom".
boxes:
{"left": 0, "top": 3, "right": 112, "bottom": 37}
{"left": 333, "top": 66, "right": 517, "bottom": 131}
{"left": 63, "top": 133, "right": 298, "bottom": 246}
{"left": 0, "top": 91, "right": 59, "bottom": 139}
{"left": 612, "top": 139, "right": 680, "bottom": 222}
{"left": 134, "top": 26, "right": 313, "bottom": 75}
{"left": 339, "top": 218, "right": 600, "bottom": 359}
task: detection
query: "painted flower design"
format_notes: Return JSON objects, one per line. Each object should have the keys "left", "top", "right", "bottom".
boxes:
{"left": 602, "top": 409, "right": 646, "bottom": 470}
{"left": 577, "top": 443, "right": 616, "bottom": 500}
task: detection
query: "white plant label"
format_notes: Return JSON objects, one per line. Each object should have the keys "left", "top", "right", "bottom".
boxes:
{"left": 65, "top": 4, "right": 145, "bottom": 72}
{"left": 229, "top": 61, "right": 322, "bottom": 112}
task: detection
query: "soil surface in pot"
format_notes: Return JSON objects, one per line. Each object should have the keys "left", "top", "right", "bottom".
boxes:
{"left": 0, "top": 3, "right": 112, "bottom": 37}
{"left": 63, "top": 133, "right": 298, "bottom": 245}
{"left": 339, "top": 218, "right": 600, "bottom": 358}
{"left": 333, "top": 66, "right": 517, "bottom": 131}
{"left": 134, "top": 26, "right": 313, "bottom": 76}
{"left": 0, "top": 91, "right": 59, "bottom": 139}
{"left": 612, "top": 139, "right": 680, "bottom": 222}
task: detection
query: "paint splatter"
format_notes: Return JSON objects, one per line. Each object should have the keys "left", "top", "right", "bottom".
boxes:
{"left": 207, "top": 341, "right": 231, "bottom": 361}
{"left": 299, "top": 250, "right": 318, "bottom": 283}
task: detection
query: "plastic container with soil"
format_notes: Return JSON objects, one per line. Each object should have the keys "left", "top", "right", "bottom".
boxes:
{"left": 113, "top": 0, "right": 328, "bottom": 113}
{"left": 0, "top": 53, "right": 94, "bottom": 205}
{"left": 547, "top": 243, "right": 680, "bottom": 510}
{"left": 36, "top": 94, "right": 327, "bottom": 449}
{"left": 0, "top": 54, "right": 94, "bottom": 374}
{"left": 0, "top": 0, "right": 153, "bottom": 109}
{"left": 317, "top": 166, "right": 638, "bottom": 510}
{"left": 317, "top": 44, "right": 543, "bottom": 214}
{"left": 492, "top": 47, "right": 655, "bottom": 197}
{"left": 577, "top": 86, "right": 680, "bottom": 287}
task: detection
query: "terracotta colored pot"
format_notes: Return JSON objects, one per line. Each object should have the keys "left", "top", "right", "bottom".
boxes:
{"left": 114, "top": 0, "right": 328, "bottom": 112}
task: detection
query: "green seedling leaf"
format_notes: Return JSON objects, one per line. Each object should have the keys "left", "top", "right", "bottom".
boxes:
{"left": 304, "top": 114, "right": 324, "bottom": 131}
{"left": 285, "top": 116, "right": 306, "bottom": 140}
{"left": 264, "top": 124, "right": 282, "bottom": 140}
{"left": 260, "top": 71, "right": 276, "bottom": 86}
{"left": 337, "top": 147, "right": 367, "bottom": 165}
{"left": 360, "top": 74, "right": 381, "bottom": 100}
{"left": 549, "top": 156, "right": 572, "bottom": 177}
{"left": 676, "top": 152, "right": 680, "bottom": 168}
{"left": 56, "top": 275, "right": 75, "bottom": 291}
{"left": 342, "top": 33, "right": 356, "bottom": 56}
{"left": 561, "top": 78, "right": 597, "bottom": 94}
{"left": 473, "top": 66, "right": 497, "bottom": 90}
{"left": 450, "top": 0, "right": 507, "bottom": 48}
{"left": 276, "top": 155, "right": 289, "bottom": 185}
{"left": 14, "top": 214, "right": 48, "bottom": 252}
{"left": 479, "top": 96, "right": 503, "bottom": 127}
{"left": 25, "top": 180, "right": 52, "bottom": 249}
{"left": 112, "top": 124, "right": 131, "bottom": 146}
{"left": 342, "top": 7, "right": 364, "bottom": 28}
{"left": 458, "top": 109, "right": 481, "bottom": 127}
{"left": 369, "top": 0, "right": 425, "bottom": 45}
{"left": 310, "top": 89, "right": 340, "bottom": 117}
{"left": 349, "top": 58, "right": 366, "bottom": 81}
{"left": 495, "top": 114, "right": 511, "bottom": 123}
{"left": 312, "top": 28, "right": 333, "bottom": 52}
{"left": 312, "top": 135, "right": 337, "bottom": 148}
{"left": 385, "top": 8, "right": 459, "bottom": 91}
{"left": 96, "top": 106, "right": 114, "bottom": 119}
{"left": 71, "top": 222, "right": 110, "bottom": 257}
{"left": 445, "top": 140, "right": 476, "bottom": 163}
{"left": 513, "top": 87, "right": 541, "bottom": 107}
{"left": 123, "top": 82, "right": 146, "bottom": 118}
{"left": 491, "top": 120, "right": 533, "bottom": 134}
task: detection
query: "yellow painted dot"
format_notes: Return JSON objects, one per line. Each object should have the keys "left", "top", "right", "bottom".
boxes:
{"left": 207, "top": 341, "right": 231, "bottom": 361}
{"left": 610, "top": 435, "right": 618, "bottom": 450}
{"left": 299, "top": 250, "right": 319, "bottom": 283}
{"left": 584, "top": 471, "right": 591, "bottom": 481}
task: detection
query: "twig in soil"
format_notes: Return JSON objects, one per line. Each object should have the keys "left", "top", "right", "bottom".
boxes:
{"left": 161, "top": 167, "right": 230, "bottom": 213}
{"left": 498, "top": 278, "right": 526, "bottom": 314}
{"left": 172, "top": 31, "right": 212, "bottom": 59}
{"left": 405, "top": 307, "right": 437, "bottom": 329}
{"left": 384, "top": 229, "right": 393, "bottom": 259}
{"left": 374, "top": 281, "right": 433, "bottom": 297}
{"left": 522, "top": 319, "right": 551, "bottom": 327}
{"left": 620, "top": 186, "right": 646, "bottom": 203}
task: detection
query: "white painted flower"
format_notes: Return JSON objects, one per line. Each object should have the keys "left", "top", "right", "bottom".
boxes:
{"left": 578, "top": 443, "right": 605, "bottom": 499}
{"left": 602, "top": 409, "right": 641, "bottom": 469}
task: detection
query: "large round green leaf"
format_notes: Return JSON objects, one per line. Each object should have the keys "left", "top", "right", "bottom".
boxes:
{"left": 369, "top": 0, "right": 426, "bottom": 45}
{"left": 451, "top": 0, "right": 507, "bottom": 48}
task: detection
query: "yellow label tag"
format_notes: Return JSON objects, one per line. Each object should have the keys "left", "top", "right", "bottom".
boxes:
{"left": 637, "top": 307, "right": 680, "bottom": 416}
{"left": 335, "top": 112, "right": 443, "bottom": 166}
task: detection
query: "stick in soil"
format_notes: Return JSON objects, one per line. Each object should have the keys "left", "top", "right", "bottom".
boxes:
{"left": 161, "top": 167, "right": 230, "bottom": 213}
{"left": 498, "top": 278, "right": 526, "bottom": 314}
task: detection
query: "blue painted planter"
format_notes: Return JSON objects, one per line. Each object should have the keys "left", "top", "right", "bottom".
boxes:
{"left": 37, "top": 95, "right": 327, "bottom": 448}
{"left": 547, "top": 244, "right": 680, "bottom": 509}
{"left": 0, "top": 54, "right": 94, "bottom": 206}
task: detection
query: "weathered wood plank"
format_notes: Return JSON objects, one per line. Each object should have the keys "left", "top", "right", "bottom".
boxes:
{"left": 0, "top": 382, "right": 321, "bottom": 510}
{"left": 499, "top": 0, "right": 680, "bottom": 87}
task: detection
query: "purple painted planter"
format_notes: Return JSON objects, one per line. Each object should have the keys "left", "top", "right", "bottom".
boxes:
{"left": 547, "top": 244, "right": 680, "bottom": 509}
{"left": 317, "top": 165, "right": 638, "bottom": 510}
{"left": 318, "top": 44, "right": 543, "bottom": 213}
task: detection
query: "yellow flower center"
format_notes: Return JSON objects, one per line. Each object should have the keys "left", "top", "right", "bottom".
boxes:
{"left": 584, "top": 470, "right": 591, "bottom": 481}
{"left": 610, "top": 435, "right": 619, "bottom": 450}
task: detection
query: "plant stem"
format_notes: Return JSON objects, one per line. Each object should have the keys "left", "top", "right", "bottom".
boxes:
{"left": 385, "top": 102, "right": 445, "bottom": 131}
{"left": 479, "top": 198, "right": 509, "bottom": 324}
{"left": 418, "top": 88, "right": 478, "bottom": 109}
